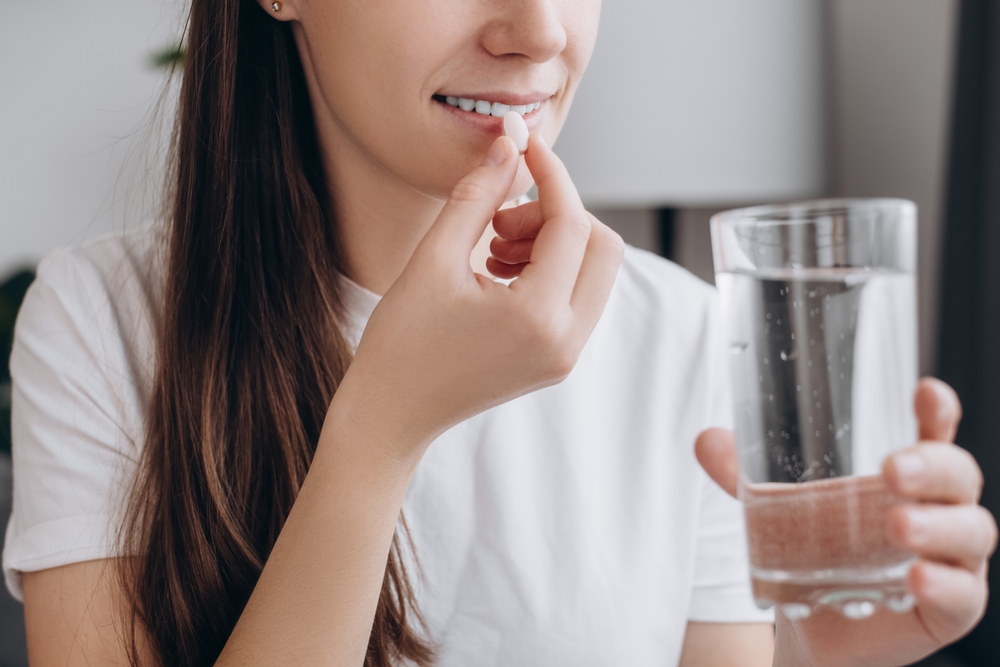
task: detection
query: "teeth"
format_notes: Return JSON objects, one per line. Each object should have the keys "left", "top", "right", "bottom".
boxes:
{"left": 442, "top": 96, "right": 545, "bottom": 116}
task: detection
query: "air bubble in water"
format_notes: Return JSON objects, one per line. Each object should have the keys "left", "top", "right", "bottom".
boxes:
{"left": 843, "top": 601, "right": 876, "bottom": 620}
{"left": 781, "top": 603, "right": 811, "bottom": 620}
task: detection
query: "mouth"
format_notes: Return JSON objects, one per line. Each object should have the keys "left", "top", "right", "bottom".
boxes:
{"left": 431, "top": 93, "right": 544, "bottom": 117}
{"left": 431, "top": 92, "right": 550, "bottom": 136}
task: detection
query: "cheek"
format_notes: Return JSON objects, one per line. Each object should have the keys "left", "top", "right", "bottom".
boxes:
{"left": 540, "top": 0, "right": 601, "bottom": 144}
{"left": 300, "top": 4, "right": 464, "bottom": 184}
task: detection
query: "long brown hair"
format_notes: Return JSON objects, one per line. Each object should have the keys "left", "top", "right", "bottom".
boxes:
{"left": 119, "top": 2, "right": 434, "bottom": 665}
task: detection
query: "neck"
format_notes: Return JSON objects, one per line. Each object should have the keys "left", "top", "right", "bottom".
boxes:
{"left": 328, "top": 133, "right": 444, "bottom": 294}
{"left": 315, "top": 110, "right": 518, "bottom": 297}
{"left": 320, "top": 121, "right": 446, "bottom": 296}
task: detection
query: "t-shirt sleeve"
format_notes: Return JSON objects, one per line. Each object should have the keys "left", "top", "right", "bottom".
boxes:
{"left": 2, "top": 248, "right": 140, "bottom": 602}
{"left": 687, "top": 289, "right": 774, "bottom": 624}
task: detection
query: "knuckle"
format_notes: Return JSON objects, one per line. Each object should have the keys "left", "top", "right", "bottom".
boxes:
{"left": 954, "top": 447, "right": 985, "bottom": 497}
{"left": 565, "top": 214, "right": 592, "bottom": 246}
{"left": 519, "top": 307, "right": 577, "bottom": 378}
{"left": 983, "top": 509, "right": 999, "bottom": 555}
{"left": 526, "top": 311, "right": 563, "bottom": 348}
{"left": 547, "top": 346, "right": 579, "bottom": 381}
{"left": 589, "top": 214, "right": 626, "bottom": 260}
{"left": 515, "top": 303, "right": 554, "bottom": 340}
{"left": 450, "top": 176, "right": 491, "bottom": 203}
{"left": 969, "top": 454, "right": 985, "bottom": 493}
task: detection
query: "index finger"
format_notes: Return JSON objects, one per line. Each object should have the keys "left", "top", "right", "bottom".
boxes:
{"left": 884, "top": 442, "right": 984, "bottom": 504}
{"left": 513, "top": 133, "right": 591, "bottom": 300}
{"left": 414, "top": 136, "right": 519, "bottom": 272}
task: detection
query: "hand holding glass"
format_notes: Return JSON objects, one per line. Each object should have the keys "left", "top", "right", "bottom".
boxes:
{"left": 711, "top": 199, "right": 918, "bottom": 620}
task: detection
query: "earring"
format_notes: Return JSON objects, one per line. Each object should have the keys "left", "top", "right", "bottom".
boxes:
{"left": 271, "top": 2, "right": 281, "bottom": 11}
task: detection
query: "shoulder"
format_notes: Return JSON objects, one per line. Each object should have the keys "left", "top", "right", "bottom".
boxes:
{"left": 4, "top": 228, "right": 162, "bottom": 599}
{"left": 12, "top": 225, "right": 162, "bottom": 443}
{"left": 28, "top": 224, "right": 163, "bottom": 316}
{"left": 18, "top": 225, "right": 162, "bottom": 361}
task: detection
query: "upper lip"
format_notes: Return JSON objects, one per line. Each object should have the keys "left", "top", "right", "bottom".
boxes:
{"left": 435, "top": 91, "right": 554, "bottom": 106}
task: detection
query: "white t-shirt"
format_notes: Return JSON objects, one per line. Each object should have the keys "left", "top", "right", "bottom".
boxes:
{"left": 3, "top": 223, "right": 772, "bottom": 665}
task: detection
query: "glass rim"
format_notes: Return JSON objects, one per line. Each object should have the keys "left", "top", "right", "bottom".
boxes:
{"left": 711, "top": 197, "right": 916, "bottom": 229}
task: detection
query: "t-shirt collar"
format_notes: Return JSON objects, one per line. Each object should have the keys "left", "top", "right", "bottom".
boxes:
{"left": 336, "top": 194, "right": 532, "bottom": 351}
{"left": 337, "top": 273, "right": 382, "bottom": 352}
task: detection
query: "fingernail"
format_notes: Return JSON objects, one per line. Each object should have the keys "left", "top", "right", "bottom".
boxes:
{"left": 894, "top": 453, "right": 925, "bottom": 485}
{"left": 482, "top": 137, "right": 512, "bottom": 167}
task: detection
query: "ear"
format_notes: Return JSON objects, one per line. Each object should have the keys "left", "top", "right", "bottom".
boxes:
{"left": 255, "top": 0, "right": 297, "bottom": 21}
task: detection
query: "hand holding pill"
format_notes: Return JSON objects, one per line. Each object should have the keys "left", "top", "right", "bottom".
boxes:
{"left": 486, "top": 131, "right": 621, "bottom": 288}
{"left": 350, "top": 129, "right": 624, "bottom": 450}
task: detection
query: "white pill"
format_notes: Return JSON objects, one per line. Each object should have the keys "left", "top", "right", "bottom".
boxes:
{"left": 503, "top": 110, "right": 529, "bottom": 154}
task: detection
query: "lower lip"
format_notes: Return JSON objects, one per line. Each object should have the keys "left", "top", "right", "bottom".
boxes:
{"left": 433, "top": 98, "right": 545, "bottom": 137}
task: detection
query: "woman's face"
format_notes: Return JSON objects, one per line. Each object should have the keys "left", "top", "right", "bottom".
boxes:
{"left": 285, "top": 0, "right": 601, "bottom": 200}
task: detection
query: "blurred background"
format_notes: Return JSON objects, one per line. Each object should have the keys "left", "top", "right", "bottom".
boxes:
{"left": 1, "top": 1, "right": 997, "bottom": 665}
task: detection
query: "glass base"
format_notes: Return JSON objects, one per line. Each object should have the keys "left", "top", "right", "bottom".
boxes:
{"left": 751, "top": 559, "right": 916, "bottom": 620}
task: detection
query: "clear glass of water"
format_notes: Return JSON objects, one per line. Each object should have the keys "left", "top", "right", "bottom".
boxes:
{"left": 710, "top": 199, "right": 919, "bottom": 620}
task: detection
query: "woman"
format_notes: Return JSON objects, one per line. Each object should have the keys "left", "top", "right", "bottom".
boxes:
{"left": 3, "top": 0, "right": 994, "bottom": 665}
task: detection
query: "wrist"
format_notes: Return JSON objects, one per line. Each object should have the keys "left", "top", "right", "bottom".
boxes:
{"left": 320, "top": 368, "right": 433, "bottom": 476}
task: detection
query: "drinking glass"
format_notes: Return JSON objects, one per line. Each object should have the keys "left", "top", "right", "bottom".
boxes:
{"left": 711, "top": 199, "right": 919, "bottom": 620}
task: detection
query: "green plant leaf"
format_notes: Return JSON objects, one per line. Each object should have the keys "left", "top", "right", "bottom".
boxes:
{"left": 151, "top": 43, "right": 185, "bottom": 70}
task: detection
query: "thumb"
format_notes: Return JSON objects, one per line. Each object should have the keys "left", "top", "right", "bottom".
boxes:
{"left": 914, "top": 377, "right": 962, "bottom": 443}
{"left": 695, "top": 428, "right": 739, "bottom": 498}
{"left": 416, "top": 136, "right": 519, "bottom": 272}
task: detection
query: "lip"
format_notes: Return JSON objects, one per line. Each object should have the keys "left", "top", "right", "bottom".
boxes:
{"left": 432, "top": 95, "right": 547, "bottom": 136}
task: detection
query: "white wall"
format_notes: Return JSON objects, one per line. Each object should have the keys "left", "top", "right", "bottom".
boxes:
{"left": 2, "top": 1, "right": 958, "bottom": 376}
{"left": 828, "top": 0, "right": 959, "bottom": 375}
{"left": 556, "top": 0, "right": 827, "bottom": 208}
{"left": 0, "top": 1, "right": 181, "bottom": 275}
{"left": 590, "top": 1, "right": 959, "bottom": 380}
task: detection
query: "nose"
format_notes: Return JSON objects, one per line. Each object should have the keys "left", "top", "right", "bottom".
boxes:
{"left": 480, "top": 0, "right": 568, "bottom": 63}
